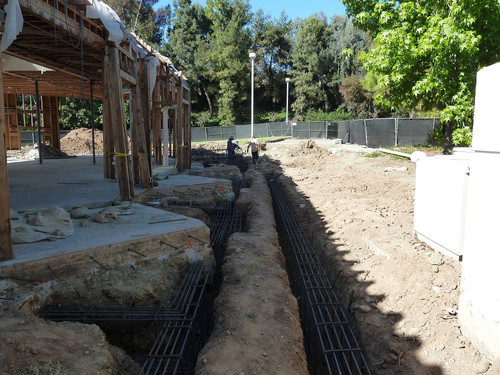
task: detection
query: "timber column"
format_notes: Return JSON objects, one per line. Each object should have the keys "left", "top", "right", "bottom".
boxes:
{"left": 0, "top": 53, "right": 13, "bottom": 260}
{"left": 104, "top": 42, "right": 133, "bottom": 200}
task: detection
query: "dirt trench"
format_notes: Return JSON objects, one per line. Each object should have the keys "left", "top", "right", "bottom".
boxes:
{"left": 0, "top": 244, "right": 208, "bottom": 374}
{"left": 261, "top": 139, "right": 500, "bottom": 375}
{"left": 196, "top": 168, "right": 308, "bottom": 375}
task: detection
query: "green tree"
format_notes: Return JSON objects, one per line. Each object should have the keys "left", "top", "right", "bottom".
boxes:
{"left": 252, "top": 10, "right": 292, "bottom": 109}
{"left": 343, "top": 0, "right": 500, "bottom": 143}
{"left": 165, "top": 0, "right": 214, "bottom": 115}
{"left": 290, "top": 14, "right": 331, "bottom": 119}
{"left": 104, "top": 0, "right": 168, "bottom": 46}
{"left": 204, "top": 0, "right": 252, "bottom": 125}
{"left": 59, "top": 98, "right": 103, "bottom": 130}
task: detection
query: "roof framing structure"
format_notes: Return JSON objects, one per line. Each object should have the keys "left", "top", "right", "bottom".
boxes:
{"left": 0, "top": 0, "right": 193, "bottom": 260}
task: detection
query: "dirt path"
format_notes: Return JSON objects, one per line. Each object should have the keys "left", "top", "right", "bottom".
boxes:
{"left": 263, "top": 139, "right": 497, "bottom": 375}
{"left": 196, "top": 170, "right": 308, "bottom": 375}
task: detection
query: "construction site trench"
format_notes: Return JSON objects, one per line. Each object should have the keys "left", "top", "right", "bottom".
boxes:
{"left": 2, "top": 139, "right": 493, "bottom": 375}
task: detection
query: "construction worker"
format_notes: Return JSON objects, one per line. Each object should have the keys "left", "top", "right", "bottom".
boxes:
{"left": 227, "top": 136, "right": 241, "bottom": 155}
{"left": 247, "top": 136, "right": 260, "bottom": 165}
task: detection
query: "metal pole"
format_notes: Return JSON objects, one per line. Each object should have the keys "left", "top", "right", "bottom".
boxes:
{"left": 249, "top": 52, "right": 256, "bottom": 138}
{"left": 285, "top": 77, "right": 290, "bottom": 125}
{"left": 35, "top": 80, "right": 42, "bottom": 164}
{"left": 90, "top": 81, "right": 96, "bottom": 165}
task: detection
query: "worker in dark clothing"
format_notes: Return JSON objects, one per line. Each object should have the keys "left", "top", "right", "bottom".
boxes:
{"left": 227, "top": 136, "right": 241, "bottom": 155}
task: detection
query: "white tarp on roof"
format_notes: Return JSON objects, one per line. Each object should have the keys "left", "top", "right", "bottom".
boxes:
{"left": 86, "top": 0, "right": 124, "bottom": 44}
{"left": 1, "top": 0, "right": 23, "bottom": 52}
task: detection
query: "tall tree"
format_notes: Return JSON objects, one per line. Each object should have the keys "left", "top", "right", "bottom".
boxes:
{"left": 342, "top": 0, "right": 500, "bottom": 140}
{"left": 204, "top": 0, "right": 252, "bottom": 125}
{"left": 105, "top": 0, "right": 168, "bottom": 46}
{"left": 165, "top": 0, "right": 214, "bottom": 115}
{"left": 252, "top": 10, "right": 292, "bottom": 108}
{"left": 290, "top": 14, "right": 331, "bottom": 119}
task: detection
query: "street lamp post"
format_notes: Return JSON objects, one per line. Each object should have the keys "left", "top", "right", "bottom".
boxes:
{"left": 285, "top": 77, "right": 290, "bottom": 126}
{"left": 249, "top": 52, "right": 256, "bottom": 138}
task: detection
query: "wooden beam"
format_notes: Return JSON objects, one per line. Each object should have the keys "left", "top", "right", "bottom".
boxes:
{"left": 19, "top": 0, "right": 104, "bottom": 45}
{"left": 120, "top": 70, "right": 137, "bottom": 86}
{"left": 105, "top": 43, "right": 132, "bottom": 200}
{"left": 0, "top": 53, "right": 14, "bottom": 260}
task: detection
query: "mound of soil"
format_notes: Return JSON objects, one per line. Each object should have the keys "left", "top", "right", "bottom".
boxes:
{"left": 288, "top": 140, "right": 331, "bottom": 158}
{"left": 193, "top": 142, "right": 225, "bottom": 151}
{"left": 60, "top": 128, "right": 104, "bottom": 155}
{"left": 23, "top": 144, "right": 73, "bottom": 160}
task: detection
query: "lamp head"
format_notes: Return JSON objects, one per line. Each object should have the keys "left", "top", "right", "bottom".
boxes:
{"left": 249, "top": 52, "right": 256, "bottom": 59}
{"left": 285, "top": 77, "right": 291, "bottom": 82}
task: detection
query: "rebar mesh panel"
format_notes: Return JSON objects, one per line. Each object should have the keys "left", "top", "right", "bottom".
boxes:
{"left": 42, "top": 262, "right": 213, "bottom": 375}
{"left": 210, "top": 202, "right": 242, "bottom": 267}
{"left": 267, "top": 176, "right": 371, "bottom": 375}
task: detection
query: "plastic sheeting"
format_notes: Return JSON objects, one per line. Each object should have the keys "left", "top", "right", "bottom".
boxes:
{"left": 350, "top": 120, "right": 366, "bottom": 145}
{"left": 398, "top": 118, "right": 438, "bottom": 146}
{"left": 1, "top": 0, "right": 23, "bottom": 52}
{"left": 366, "top": 118, "right": 396, "bottom": 148}
{"left": 146, "top": 56, "right": 160, "bottom": 100}
{"left": 86, "top": 0, "right": 124, "bottom": 44}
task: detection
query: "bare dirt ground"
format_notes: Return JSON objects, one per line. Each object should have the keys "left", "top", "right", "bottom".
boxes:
{"left": 196, "top": 171, "right": 308, "bottom": 375}
{"left": 261, "top": 139, "right": 499, "bottom": 375}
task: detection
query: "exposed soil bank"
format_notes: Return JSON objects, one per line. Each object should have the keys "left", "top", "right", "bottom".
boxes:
{"left": 196, "top": 169, "right": 308, "bottom": 375}
{"left": 0, "top": 247, "right": 207, "bottom": 374}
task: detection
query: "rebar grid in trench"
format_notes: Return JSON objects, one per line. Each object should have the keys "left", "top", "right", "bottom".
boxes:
{"left": 42, "top": 261, "right": 213, "bottom": 375}
{"left": 267, "top": 175, "right": 371, "bottom": 375}
{"left": 210, "top": 202, "right": 242, "bottom": 268}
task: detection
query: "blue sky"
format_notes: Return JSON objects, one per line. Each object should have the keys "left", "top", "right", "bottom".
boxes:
{"left": 155, "top": 0, "right": 346, "bottom": 20}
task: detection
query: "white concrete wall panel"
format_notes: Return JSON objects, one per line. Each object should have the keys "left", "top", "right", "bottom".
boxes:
{"left": 459, "top": 152, "right": 500, "bottom": 361}
{"left": 471, "top": 62, "right": 500, "bottom": 152}
{"left": 414, "top": 157, "right": 469, "bottom": 258}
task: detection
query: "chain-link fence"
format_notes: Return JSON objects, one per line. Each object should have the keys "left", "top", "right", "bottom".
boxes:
{"left": 191, "top": 118, "right": 439, "bottom": 147}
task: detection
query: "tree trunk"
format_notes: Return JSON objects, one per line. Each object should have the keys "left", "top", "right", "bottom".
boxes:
{"left": 201, "top": 81, "right": 213, "bottom": 115}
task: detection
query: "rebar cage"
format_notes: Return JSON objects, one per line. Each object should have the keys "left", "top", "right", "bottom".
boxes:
{"left": 267, "top": 175, "right": 371, "bottom": 375}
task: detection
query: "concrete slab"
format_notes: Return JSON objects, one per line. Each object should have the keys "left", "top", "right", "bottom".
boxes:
{"left": 0, "top": 203, "right": 211, "bottom": 280}
{"left": 8, "top": 155, "right": 232, "bottom": 212}
{"left": 8, "top": 156, "right": 129, "bottom": 212}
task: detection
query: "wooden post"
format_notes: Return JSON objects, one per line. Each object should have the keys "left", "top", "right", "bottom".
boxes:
{"left": 138, "top": 61, "right": 152, "bottom": 177}
{"left": 176, "top": 80, "right": 183, "bottom": 171}
{"left": 130, "top": 89, "right": 140, "bottom": 185}
{"left": 42, "top": 96, "right": 60, "bottom": 149}
{"left": 186, "top": 88, "right": 192, "bottom": 169}
{"left": 152, "top": 74, "right": 162, "bottom": 165}
{"left": 105, "top": 43, "right": 133, "bottom": 201}
{"left": 131, "top": 60, "right": 151, "bottom": 188}
{"left": 0, "top": 53, "right": 13, "bottom": 260}
{"left": 102, "top": 50, "right": 115, "bottom": 179}
{"left": 4, "top": 94, "right": 20, "bottom": 150}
